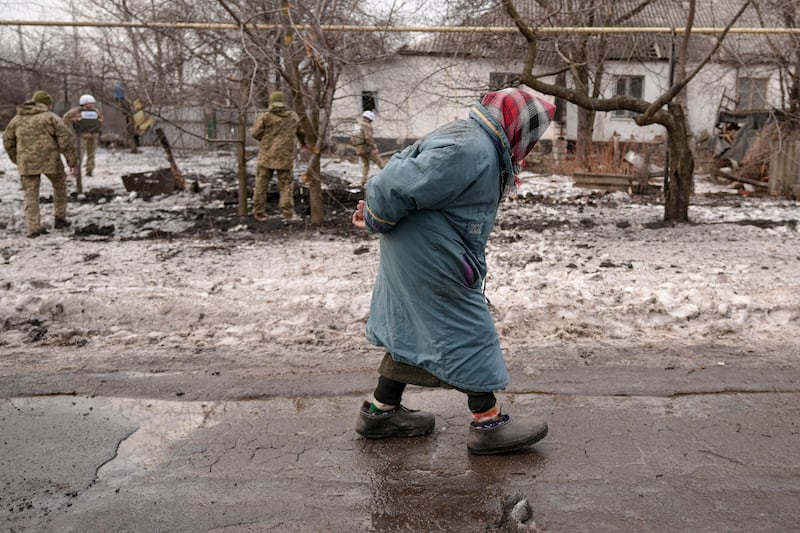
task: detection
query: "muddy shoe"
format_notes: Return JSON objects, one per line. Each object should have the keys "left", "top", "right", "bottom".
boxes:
{"left": 467, "top": 414, "right": 548, "bottom": 455}
{"left": 355, "top": 401, "right": 435, "bottom": 439}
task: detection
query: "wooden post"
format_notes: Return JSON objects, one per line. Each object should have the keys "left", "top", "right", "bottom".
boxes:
{"left": 74, "top": 132, "right": 83, "bottom": 194}
{"left": 237, "top": 76, "right": 250, "bottom": 217}
{"left": 154, "top": 127, "right": 185, "bottom": 190}
{"left": 237, "top": 124, "right": 248, "bottom": 217}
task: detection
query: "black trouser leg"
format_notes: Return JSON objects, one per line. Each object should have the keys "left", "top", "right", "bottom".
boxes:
{"left": 374, "top": 376, "right": 407, "bottom": 406}
{"left": 466, "top": 391, "right": 497, "bottom": 414}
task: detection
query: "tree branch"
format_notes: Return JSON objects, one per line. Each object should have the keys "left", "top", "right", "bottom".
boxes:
{"left": 641, "top": 0, "right": 753, "bottom": 121}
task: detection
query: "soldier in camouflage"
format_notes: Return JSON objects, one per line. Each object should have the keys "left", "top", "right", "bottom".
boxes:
{"left": 3, "top": 90, "right": 78, "bottom": 238}
{"left": 63, "top": 94, "right": 104, "bottom": 176}
{"left": 350, "top": 110, "right": 384, "bottom": 186}
{"left": 250, "top": 91, "right": 306, "bottom": 221}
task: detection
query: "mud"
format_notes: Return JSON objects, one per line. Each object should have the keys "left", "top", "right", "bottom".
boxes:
{"left": 2, "top": 169, "right": 799, "bottom": 531}
{"left": 61, "top": 170, "right": 796, "bottom": 242}
{"left": 2, "top": 370, "right": 800, "bottom": 532}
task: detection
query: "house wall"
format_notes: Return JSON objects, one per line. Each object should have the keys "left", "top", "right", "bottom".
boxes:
{"left": 331, "top": 55, "right": 558, "bottom": 153}
{"left": 332, "top": 54, "right": 785, "bottom": 155}
{"left": 592, "top": 60, "right": 670, "bottom": 143}
{"left": 114, "top": 59, "right": 783, "bottom": 155}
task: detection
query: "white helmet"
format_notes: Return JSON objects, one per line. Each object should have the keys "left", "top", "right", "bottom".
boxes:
{"left": 362, "top": 110, "right": 375, "bottom": 121}
{"left": 79, "top": 94, "right": 96, "bottom": 105}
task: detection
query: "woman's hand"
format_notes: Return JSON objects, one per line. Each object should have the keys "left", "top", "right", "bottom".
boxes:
{"left": 352, "top": 200, "right": 366, "bottom": 230}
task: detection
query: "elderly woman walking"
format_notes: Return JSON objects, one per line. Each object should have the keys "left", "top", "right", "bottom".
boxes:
{"left": 352, "top": 87, "right": 556, "bottom": 455}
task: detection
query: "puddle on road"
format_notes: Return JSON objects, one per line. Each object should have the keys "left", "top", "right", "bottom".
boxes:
{"left": 7, "top": 393, "right": 553, "bottom": 531}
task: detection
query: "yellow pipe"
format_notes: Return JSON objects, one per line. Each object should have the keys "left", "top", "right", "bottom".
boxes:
{"left": 2, "top": 20, "right": 800, "bottom": 35}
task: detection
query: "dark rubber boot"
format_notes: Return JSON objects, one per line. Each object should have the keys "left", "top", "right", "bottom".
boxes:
{"left": 355, "top": 401, "right": 435, "bottom": 439}
{"left": 467, "top": 414, "right": 548, "bottom": 455}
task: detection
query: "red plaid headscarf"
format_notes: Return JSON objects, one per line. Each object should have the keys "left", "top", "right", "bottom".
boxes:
{"left": 480, "top": 88, "right": 556, "bottom": 164}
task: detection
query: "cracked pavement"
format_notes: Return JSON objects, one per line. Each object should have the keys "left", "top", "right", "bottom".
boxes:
{"left": 2, "top": 363, "right": 799, "bottom": 532}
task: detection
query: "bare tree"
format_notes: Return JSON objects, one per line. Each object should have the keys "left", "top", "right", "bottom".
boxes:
{"left": 753, "top": 0, "right": 800, "bottom": 118}
{"left": 503, "top": 0, "right": 753, "bottom": 223}
{"left": 524, "top": 1, "right": 661, "bottom": 169}
{"left": 215, "top": 0, "right": 397, "bottom": 225}
{"left": 78, "top": 0, "right": 236, "bottom": 103}
{"left": 0, "top": 23, "right": 75, "bottom": 123}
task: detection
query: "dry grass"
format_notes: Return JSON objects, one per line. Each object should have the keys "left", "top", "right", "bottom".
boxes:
{"left": 547, "top": 140, "right": 665, "bottom": 176}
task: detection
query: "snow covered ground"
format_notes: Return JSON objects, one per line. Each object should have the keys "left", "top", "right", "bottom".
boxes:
{"left": 1, "top": 143, "right": 798, "bottom": 377}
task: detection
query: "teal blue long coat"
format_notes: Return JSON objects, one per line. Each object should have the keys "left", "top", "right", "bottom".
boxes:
{"left": 362, "top": 105, "right": 516, "bottom": 392}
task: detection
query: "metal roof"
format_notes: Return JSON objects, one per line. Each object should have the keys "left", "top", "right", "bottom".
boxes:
{"left": 397, "top": 0, "right": 798, "bottom": 66}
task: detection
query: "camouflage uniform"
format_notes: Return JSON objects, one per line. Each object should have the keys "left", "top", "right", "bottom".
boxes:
{"left": 351, "top": 116, "right": 384, "bottom": 186}
{"left": 250, "top": 93, "right": 306, "bottom": 220}
{"left": 3, "top": 98, "right": 78, "bottom": 237}
{"left": 63, "top": 103, "right": 103, "bottom": 176}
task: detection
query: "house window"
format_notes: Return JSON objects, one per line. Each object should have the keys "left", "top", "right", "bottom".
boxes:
{"left": 736, "top": 77, "right": 768, "bottom": 110}
{"left": 361, "top": 91, "right": 377, "bottom": 113}
{"left": 613, "top": 75, "right": 644, "bottom": 118}
{"left": 489, "top": 72, "right": 517, "bottom": 91}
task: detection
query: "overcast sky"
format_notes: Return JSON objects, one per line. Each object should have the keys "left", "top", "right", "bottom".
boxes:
{"left": 0, "top": 0, "right": 69, "bottom": 20}
{"left": 0, "top": 0, "right": 445, "bottom": 23}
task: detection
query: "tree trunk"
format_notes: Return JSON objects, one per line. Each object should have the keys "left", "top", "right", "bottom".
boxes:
{"left": 576, "top": 109, "right": 595, "bottom": 169}
{"left": 663, "top": 103, "right": 693, "bottom": 222}
{"left": 573, "top": 63, "right": 594, "bottom": 169}
{"left": 297, "top": 117, "right": 325, "bottom": 226}
{"left": 306, "top": 155, "right": 324, "bottom": 226}
{"left": 237, "top": 76, "right": 250, "bottom": 217}
{"left": 236, "top": 123, "right": 248, "bottom": 217}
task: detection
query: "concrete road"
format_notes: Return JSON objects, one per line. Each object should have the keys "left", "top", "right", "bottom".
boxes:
{"left": 2, "top": 364, "right": 800, "bottom": 532}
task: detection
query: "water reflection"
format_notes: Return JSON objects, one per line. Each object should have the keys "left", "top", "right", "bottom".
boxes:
{"left": 354, "top": 426, "right": 547, "bottom": 532}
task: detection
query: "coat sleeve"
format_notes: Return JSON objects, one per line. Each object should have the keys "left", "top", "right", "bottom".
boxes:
{"left": 62, "top": 107, "right": 79, "bottom": 125}
{"left": 250, "top": 114, "right": 265, "bottom": 141}
{"left": 364, "top": 133, "right": 487, "bottom": 233}
{"left": 3, "top": 120, "right": 17, "bottom": 164}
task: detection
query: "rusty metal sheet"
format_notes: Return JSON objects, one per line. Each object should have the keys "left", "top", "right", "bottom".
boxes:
{"left": 121, "top": 168, "right": 177, "bottom": 194}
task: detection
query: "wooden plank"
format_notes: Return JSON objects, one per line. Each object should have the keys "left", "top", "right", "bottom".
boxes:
{"left": 574, "top": 176, "right": 633, "bottom": 185}
{"left": 574, "top": 172, "right": 634, "bottom": 179}
{"left": 718, "top": 170, "right": 768, "bottom": 188}
{"left": 573, "top": 172, "right": 662, "bottom": 193}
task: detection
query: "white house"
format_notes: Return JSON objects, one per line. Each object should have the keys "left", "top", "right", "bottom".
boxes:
{"left": 330, "top": 0, "right": 792, "bottom": 159}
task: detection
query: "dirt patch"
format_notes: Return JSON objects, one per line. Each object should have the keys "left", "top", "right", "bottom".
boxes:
{"left": 64, "top": 168, "right": 796, "bottom": 243}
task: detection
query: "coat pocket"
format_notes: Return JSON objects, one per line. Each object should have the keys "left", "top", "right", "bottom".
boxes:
{"left": 462, "top": 254, "right": 477, "bottom": 288}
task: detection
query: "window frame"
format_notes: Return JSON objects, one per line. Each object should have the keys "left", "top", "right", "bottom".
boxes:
{"left": 361, "top": 91, "right": 377, "bottom": 113}
{"left": 612, "top": 75, "right": 644, "bottom": 118}
{"left": 736, "top": 77, "right": 769, "bottom": 111}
